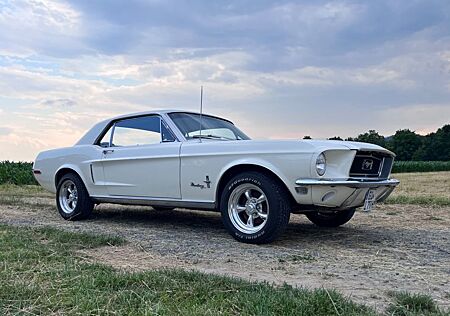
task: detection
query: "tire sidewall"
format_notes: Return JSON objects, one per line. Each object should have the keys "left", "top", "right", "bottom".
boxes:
{"left": 220, "top": 172, "right": 289, "bottom": 243}
{"left": 56, "top": 173, "right": 92, "bottom": 220}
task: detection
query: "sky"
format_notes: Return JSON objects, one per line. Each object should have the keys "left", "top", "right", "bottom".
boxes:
{"left": 0, "top": 0, "right": 449, "bottom": 161}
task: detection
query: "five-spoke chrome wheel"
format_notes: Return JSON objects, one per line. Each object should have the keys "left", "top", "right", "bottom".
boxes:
{"left": 228, "top": 183, "right": 269, "bottom": 234}
{"left": 58, "top": 179, "right": 78, "bottom": 214}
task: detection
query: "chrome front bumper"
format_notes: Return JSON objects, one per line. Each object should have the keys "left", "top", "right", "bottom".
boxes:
{"left": 295, "top": 178, "right": 400, "bottom": 188}
{"left": 295, "top": 178, "right": 400, "bottom": 210}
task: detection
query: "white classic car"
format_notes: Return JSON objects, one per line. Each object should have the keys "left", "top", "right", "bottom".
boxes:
{"left": 33, "top": 110, "right": 399, "bottom": 244}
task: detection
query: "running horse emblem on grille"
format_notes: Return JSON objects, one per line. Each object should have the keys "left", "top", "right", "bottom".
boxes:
{"left": 362, "top": 159, "right": 374, "bottom": 171}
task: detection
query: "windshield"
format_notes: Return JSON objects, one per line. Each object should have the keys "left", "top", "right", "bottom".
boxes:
{"left": 168, "top": 112, "right": 250, "bottom": 141}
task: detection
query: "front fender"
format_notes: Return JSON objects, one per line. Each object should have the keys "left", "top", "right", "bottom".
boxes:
{"left": 215, "top": 155, "right": 312, "bottom": 205}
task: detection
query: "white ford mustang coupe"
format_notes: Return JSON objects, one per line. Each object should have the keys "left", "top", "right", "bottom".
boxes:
{"left": 34, "top": 110, "right": 399, "bottom": 244}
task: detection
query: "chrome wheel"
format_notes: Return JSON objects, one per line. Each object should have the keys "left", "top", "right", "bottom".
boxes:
{"left": 58, "top": 179, "right": 78, "bottom": 214}
{"left": 228, "top": 183, "right": 269, "bottom": 234}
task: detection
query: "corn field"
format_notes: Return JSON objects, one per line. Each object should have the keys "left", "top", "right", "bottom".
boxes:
{"left": 0, "top": 161, "right": 38, "bottom": 185}
{"left": 392, "top": 161, "right": 450, "bottom": 173}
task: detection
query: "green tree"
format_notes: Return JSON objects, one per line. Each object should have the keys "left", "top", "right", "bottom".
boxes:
{"left": 328, "top": 136, "right": 343, "bottom": 140}
{"left": 353, "top": 130, "right": 386, "bottom": 147}
{"left": 388, "top": 129, "right": 422, "bottom": 161}
{"left": 303, "top": 135, "right": 312, "bottom": 139}
{"left": 416, "top": 124, "right": 450, "bottom": 161}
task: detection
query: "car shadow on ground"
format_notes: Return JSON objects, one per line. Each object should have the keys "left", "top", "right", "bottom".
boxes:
{"left": 88, "top": 205, "right": 427, "bottom": 250}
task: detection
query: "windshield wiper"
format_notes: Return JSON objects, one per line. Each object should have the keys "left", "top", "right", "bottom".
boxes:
{"left": 192, "top": 134, "right": 236, "bottom": 141}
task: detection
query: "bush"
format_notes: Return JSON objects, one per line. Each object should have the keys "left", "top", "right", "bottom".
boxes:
{"left": 0, "top": 161, "right": 38, "bottom": 185}
{"left": 392, "top": 161, "right": 450, "bottom": 173}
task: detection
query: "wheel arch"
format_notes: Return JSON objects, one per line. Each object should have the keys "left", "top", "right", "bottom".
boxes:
{"left": 54, "top": 165, "right": 90, "bottom": 194}
{"left": 215, "top": 163, "right": 296, "bottom": 209}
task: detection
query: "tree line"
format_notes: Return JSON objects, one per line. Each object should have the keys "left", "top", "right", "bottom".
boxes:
{"left": 303, "top": 124, "right": 450, "bottom": 161}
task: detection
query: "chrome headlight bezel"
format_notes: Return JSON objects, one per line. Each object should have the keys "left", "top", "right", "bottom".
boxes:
{"left": 316, "top": 153, "right": 327, "bottom": 176}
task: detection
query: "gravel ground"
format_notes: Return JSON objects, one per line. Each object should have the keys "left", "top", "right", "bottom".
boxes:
{"left": 0, "top": 196, "right": 449, "bottom": 312}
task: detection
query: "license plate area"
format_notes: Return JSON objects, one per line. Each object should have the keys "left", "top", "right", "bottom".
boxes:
{"left": 363, "top": 189, "right": 376, "bottom": 212}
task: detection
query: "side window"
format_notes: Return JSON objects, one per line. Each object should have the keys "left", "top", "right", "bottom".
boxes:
{"left": 113, "top": 116, "right": 162, "bottom": 147}
{"left": 161, "top": 122, "right": 176, "bottom": 142}
{"left": 99, "top": 128, "right": 112, "bottom": 148}
{"left": 98, "top": 116, "right": 175, "bottom": 147}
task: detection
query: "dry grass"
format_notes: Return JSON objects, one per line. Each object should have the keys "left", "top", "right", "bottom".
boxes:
{"left": 391, "top": 172, "right": 450, "bottom": 199}
{"left": 0, "top": 184, "right": 54, "bottom": 208}
{"left": 0, "top": 184, "right": 53, "bottom": 198}
{"left": 387, "top": 172, "right": 450, "bottom": 206}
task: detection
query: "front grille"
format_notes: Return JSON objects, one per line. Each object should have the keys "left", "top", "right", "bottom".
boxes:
{"left": 349, "top": 151, "right": 393, "bottom": 180}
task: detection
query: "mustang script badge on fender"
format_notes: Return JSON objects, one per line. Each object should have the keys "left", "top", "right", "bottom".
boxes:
{"left": 190, "top": 176, "right": 212, "bottom": 189}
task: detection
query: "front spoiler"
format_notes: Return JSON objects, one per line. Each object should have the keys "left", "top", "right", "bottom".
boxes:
{"left": 295, "top": 178, "right": 400, "bottom": 188}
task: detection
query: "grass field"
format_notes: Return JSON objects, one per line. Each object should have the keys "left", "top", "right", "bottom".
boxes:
{"left": 0, "top": 172, "right": 449, "bottom": 314}
{"left": 0, "top": 184, "right": 53, "bottom": 208}
{"left": 387, "top": 172, "right": 450, "bottom": 206}
{"left": 1, "top": 224, "right": 446, "bottom": 316}
{"left": 0, "top": 224, "right": 376, "bottom": 315}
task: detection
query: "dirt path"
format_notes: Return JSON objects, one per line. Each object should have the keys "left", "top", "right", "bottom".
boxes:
{"left": 0, "top": 198, "right": 449, "bottom": 311}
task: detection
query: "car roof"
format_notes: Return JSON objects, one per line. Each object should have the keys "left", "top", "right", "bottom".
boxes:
{"left": 106, "top": 109, "right": 231, "bottom": 122}
{"left": 108, "top": 109, "right": 179, "bottom": 121}
{"left": 75, "top": 109, "right": 232, "bottom": 146}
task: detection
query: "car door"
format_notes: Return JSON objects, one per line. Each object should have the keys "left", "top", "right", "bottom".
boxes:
{"left": 100, "top": 115, "right": 181, "bottom": 199}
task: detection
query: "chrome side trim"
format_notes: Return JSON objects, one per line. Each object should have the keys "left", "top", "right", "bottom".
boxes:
{"left": 295, "top": 178, "right": 400, "bottom": 188}
{"left": 90, "top": 195, "right": 216, "bottom": 210}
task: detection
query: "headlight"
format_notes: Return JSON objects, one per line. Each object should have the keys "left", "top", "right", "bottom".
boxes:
{"left": 316, "top": 153, "right": 326, "bottom": 176}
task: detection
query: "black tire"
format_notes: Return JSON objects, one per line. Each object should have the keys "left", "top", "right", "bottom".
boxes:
{"left": 152, "top": 206, "right": 175, "bottom": 211}
{"left": 220, "top": 171, "right": 291, "bottom": 244}
{"left": 56, "top": 173, "right": 94, "bottom": 220}
{"left": 305, "top": 209, "right": 356, "bottom": 227}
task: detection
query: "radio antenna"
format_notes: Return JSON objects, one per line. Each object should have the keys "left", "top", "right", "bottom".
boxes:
{"left": 199, "top": 85, "right": 203, "bottom": 143}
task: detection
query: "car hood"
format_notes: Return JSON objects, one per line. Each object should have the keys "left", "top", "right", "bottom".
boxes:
{"left": 190, "top": 139, "right": 395, "bottom": 156}
{"left": 300, "top": 140, "right": 395, "bottom": 156}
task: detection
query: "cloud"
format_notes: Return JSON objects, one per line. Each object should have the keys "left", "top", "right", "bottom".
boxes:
{"left": 0, "top": 0, "right": 84, "bottom": 57}
{"left": 377, "top": 103, "right": 450, "bottom": 135}
{"left": 37, "top": 98, "right": 77, "bottom": 109}
{"left": 57, "top": 0, "right": 450, "bottom": 72}
{"left": 0, "top": 0, "right": 449, "bottom": 160}
{"left": 0, "top": 127, "right": 12, "bottom": 135}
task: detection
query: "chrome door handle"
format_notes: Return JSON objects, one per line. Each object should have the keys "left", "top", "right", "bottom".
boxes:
{"left": 103, "top": 149, "right": 115, "bottom": 154}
